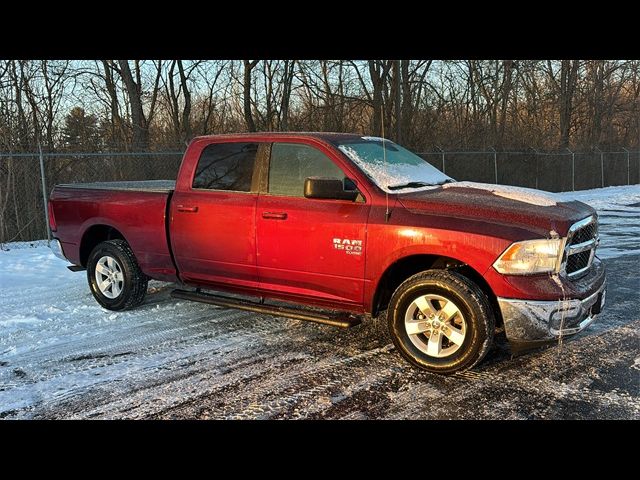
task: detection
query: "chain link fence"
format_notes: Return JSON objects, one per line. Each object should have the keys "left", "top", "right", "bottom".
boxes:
{"left": 418, "top": 149, "right": 640, "bottom": 191}
{"left": 1, "top": 148, "right": 638, "bottom": 247}
{"left": 0, "top": 151, "right": 183, "bottom": 248}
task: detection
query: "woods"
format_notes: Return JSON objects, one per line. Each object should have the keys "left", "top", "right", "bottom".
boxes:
{"left": 1, "top": 60, "right": 638, "bottom": 154}
{"left": 1, "top": 59, "right": 638, "bottom": 244}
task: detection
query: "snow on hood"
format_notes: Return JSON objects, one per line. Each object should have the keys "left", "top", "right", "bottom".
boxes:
{"left": 338, "top": 144, "right": 452, "bottom": 193}
{"left": 398, "top": 182, "right": 592, "bottom": 237}
{"left": 442, "top": 181, "right": 559, "bottom": 207}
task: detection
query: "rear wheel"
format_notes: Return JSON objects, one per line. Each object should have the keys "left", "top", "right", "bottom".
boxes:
{"left": 388, "top": 270, "right": 494, "bottom": 374}
{"left": 87, "top": 239, "right": 148, "bottom": 311}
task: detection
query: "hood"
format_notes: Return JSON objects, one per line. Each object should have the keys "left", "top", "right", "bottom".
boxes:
{"left": 397, "top": 181, "right": 595, "bottom": 237}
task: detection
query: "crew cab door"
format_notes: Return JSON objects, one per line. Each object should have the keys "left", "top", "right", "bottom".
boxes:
{"left": 170, "top": 141, "right": 266, "bottom": 289}
{"left": 256, "top": 142, "right": 370, "bottom": 306}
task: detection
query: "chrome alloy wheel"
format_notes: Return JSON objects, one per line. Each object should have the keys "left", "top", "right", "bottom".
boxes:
{"left": 95, "top": 255, "right": 124, "bottom": 299}
{"left": 404, "top": 294, "right": 467, "bottom": 358}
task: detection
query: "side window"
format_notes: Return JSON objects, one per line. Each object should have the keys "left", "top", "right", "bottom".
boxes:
{"left": 268, "top": 143, "right": 345, "bottom": 197}
{"left": 193, "top": 142, "right": 258, "bottom": 191}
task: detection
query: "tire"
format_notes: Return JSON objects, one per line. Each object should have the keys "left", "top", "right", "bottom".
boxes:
{"left": 87, "top": 239, "right": 148, "bottom": 311}
{"left": 388, "top": 270, "right": 494, "bottom": 374}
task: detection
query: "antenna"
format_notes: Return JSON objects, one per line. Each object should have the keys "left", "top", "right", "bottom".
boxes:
{"left": 381, "top": 109, "right": 391, "bottom": 222}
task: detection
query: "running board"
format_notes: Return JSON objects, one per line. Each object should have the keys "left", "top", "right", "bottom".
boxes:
{"left": 171, "top": 289, "right": 362, "bottom": 328}
{"left": 67, "top": 265, "right": 86, "bottom": 272}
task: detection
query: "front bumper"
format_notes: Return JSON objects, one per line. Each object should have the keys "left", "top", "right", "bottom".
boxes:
{"left": 50, "top": 239, "right": 68, "bottom": 261}
{"left": 498, "top": 279, "right": 606, "bottom": 354}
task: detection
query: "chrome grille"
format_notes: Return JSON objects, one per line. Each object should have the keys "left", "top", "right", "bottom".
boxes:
{"left": 566, "top": 250, "right": 591, "bottom": 273}
{"left": 571, "top": 222, "right": 598, "bottom": 245}
{"left": 563, "top": 216, "right": 599, "bottom": 278}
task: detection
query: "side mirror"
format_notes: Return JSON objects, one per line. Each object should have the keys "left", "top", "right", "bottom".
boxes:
{"left": 304, "top": 177, "right": 359, "bottom": 201}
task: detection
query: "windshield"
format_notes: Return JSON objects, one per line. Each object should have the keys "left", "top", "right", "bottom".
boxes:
{"left": 335, "top": 137, "right": 454, "bottom": 193}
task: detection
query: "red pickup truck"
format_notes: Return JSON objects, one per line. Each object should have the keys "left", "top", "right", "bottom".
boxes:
{"left": 48, "top": 133, "right": 606, "bottom": 373}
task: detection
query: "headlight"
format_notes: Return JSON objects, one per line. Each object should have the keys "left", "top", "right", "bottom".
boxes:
{"left": 493, "top": 238, "right": 563, "bottom": 275}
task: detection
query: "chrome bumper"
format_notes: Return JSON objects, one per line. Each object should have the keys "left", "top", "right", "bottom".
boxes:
{"left": 50, "top": 239, "right": 68, "bottom": 261}
{"left": 498, "top": 282, "right": 606, "bottom": 349}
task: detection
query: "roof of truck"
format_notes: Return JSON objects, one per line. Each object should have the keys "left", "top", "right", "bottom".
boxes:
{"left": 192, "top": 132, "right": 376, "bottom": 144}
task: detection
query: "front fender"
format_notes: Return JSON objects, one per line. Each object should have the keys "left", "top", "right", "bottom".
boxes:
{"left": 363, "top": 206, "right": 514, "bottom": 313}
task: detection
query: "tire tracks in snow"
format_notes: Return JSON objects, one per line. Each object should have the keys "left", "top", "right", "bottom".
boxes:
{"left": 212, "top": 344, "right": 397, "bottom": 420}
{"left": 381, "top": 321, "right": 640, "bottom": 419}
{"left": 0, "top": 310, "right": 296, "bottom": 417}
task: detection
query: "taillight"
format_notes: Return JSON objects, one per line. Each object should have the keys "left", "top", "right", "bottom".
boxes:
{"left": 48, "top": 201, "right": 57, "bottom": 232}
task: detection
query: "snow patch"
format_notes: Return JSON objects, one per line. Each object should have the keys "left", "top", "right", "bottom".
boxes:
{"left": 558, "top": 185, "right": 640, "bottom": 259}
{"left": 556, "top": 185, "right": 640, "bottom": 211}
{"left": 443, "top": 181, "right": 559, "bottom": 207}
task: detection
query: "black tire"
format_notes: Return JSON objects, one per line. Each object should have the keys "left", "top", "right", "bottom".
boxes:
{"left": 87, "top": 239, "right": 148, "bottom": 311}
{"left": 388, "top": 270, "right": 494, "bottom": 374}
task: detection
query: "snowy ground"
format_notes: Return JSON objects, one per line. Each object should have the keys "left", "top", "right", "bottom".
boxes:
{"left": 556, "top": 186, "right": 640, "bottom": 258}
{"left": 1, "top": 185, "right": 638, "bottom": 419}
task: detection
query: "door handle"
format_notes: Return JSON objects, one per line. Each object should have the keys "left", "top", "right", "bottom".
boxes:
{"left": 177, "top": 205, "right": 199, "bottom": 213}
{"left": 262, "top": 211, "right": 287, "bottom": 220}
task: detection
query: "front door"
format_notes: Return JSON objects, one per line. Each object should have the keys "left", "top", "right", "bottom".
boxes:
{"left": 170, "top": 141, "right": 264, "bottom": 290}
{"left": 256, "top": 142, "right": 370, "bottom": 306}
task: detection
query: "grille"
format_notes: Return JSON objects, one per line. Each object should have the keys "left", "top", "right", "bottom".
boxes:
{"left": 566, "top": 250, "right": 591, "bottom": 274}
{"left": 570, "top": 222, "right": 598, "bottom": 245}
{"left": 564, "top": 216, "right": 599, "bottom": 278}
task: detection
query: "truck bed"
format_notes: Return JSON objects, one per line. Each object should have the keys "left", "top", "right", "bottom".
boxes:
{"left": 50, "top": 181, "right": 177, "bottom": 282}
{"left": 55, "top": 180, "right": 176, "bottom": 193}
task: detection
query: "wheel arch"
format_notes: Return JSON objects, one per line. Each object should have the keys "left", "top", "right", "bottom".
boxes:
{"left": 79, "top": 224, "right": 126, "bottom": 267}
{"left": 370, "top": 254, "right": 502, "bottom": 327}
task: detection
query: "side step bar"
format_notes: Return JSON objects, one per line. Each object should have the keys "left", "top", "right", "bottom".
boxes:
{"left": 171, "top": 289, "right": 362, "bottom": 328}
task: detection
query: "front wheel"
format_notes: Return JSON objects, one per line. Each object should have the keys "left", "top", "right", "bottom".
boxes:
{"left": 87, "top": 239, "right": 148, "bottom": 311}
{"left": 388, "top": 270, "right": 494, "bottom": 374}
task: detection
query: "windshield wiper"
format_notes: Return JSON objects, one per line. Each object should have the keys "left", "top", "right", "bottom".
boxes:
{"left": 387, "top": 181, "right": 435, "bottom": 190}
{"left": 388, "top": 179, "right": 456, "bottom": 190}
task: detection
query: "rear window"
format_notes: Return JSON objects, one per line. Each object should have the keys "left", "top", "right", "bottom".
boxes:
{"left": 193, "top": 142, "right": 258, "bottom": 191}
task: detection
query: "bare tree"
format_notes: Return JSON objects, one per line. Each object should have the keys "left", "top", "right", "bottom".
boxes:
{"left": 367, "top": 60, "right": 394, "bottom": 136}
{"left": 192, "top": 60, "right": 229, "bottom": 135}
{"left": 162, "top": 60, "right": 198, "bottom": 144}
{"left": 115, "top": 60, "right": 162, "bottom": 150}
{"left": 243, "top": 60, "right": 259, "bottom": 132}
{"left": 1, "top": 58, "right": 638, "bottom": 154}
{"left": 399, "top": 60, "right": 432, "bottom": 147}
{"left": 559, "top": 60, "right": 580, "bottom": 149}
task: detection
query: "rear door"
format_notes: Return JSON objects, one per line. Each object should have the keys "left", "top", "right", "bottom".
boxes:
{"left": 256, "top": 141, "right": 370, "bottom": 306}
{"left": 170, "top": 141, "right": 266, "bottom": 290}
